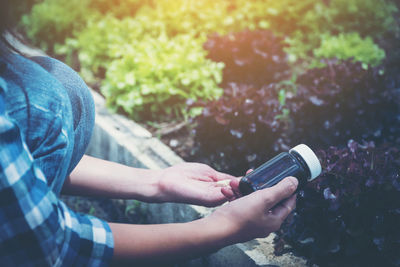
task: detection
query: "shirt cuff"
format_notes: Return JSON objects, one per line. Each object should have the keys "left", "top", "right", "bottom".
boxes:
{"left": 59, "top": 202, "right": 114, "bottom": 266}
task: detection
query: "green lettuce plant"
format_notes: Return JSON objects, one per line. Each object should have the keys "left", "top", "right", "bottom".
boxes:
{"left": 20, "top": 0, "right": 92, "bottom": 52}
{"left": 102, "top": 33, "right": 224, "bottom": 121}
{"left": 314, "top": 33, "right": 386, "bottom": 67}
{"left": 328, "top": 0, "right": 399, "bottom": 37}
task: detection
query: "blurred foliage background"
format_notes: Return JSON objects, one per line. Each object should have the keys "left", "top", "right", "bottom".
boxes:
{"left": 18, "top": 0, "right": 398, "bottom": 122}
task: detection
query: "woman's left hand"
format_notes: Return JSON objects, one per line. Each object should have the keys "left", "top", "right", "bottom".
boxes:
{"left": 157, "top": 163, "right": 240, "bottom": 207}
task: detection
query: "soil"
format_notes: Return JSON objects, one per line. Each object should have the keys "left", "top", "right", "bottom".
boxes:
{"left": 142, "top": 120, "right": 202, "bottom": 163}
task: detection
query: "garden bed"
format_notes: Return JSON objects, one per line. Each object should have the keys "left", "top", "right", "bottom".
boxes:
{"left": 146, "top": 33, "right": 400, "bottom": 266}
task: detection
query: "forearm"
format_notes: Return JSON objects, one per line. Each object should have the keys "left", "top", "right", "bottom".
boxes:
{"left": 109, "top": 217, "right": 234, "bottom": 264}
{"left": 62, "top": 155, "right": 162, "bottom": 202}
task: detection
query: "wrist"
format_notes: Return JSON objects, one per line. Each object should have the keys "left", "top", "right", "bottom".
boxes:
{"left": 197, "top": 214, "right": 239, "bottom": 248}
{"left": 151, "top": 168, "right": 170, "bottom": 202}
{"left": 116, "top": 168, "right": 164, "bottom": 202}
{"left": 152, "top": 167, "right": 181, "bottom": 203}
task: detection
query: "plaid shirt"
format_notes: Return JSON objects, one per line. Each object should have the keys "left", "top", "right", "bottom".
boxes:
{"left": 0, "top": 78, "right": 113, "bottom": 265}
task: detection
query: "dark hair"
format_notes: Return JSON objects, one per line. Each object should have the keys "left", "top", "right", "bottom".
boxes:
{"left": 0, "top": 0, "right": 26, "bottom": 57}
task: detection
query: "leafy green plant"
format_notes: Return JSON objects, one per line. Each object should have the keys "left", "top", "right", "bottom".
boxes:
{"left": 314, "top": 33, "right": 386, "bottom": 67}
{"left": 20, "top": 0, "right": 92, "bottom": 52}
{"left": 63, "top": 13, "right": 226, "bottom": 121}
{"left": 101, "top": 33, "right": 224, "bottom": 121}
{"left": 284, "top": 0, "right": 398, "bottom": 63}
{"left": 133, "top": 0, "right": 292, "bottom": 38}
{"left": 327, "top": 0, "right": 399, "bottom": 37}
{"left": 89, "top": 0, "right": 152, "bottom": 19}
{"left": 71, "top": 17, "right": 137, "bottom": 77}
{"left": 20, "top": 0, "right": 152, "bottom": 53}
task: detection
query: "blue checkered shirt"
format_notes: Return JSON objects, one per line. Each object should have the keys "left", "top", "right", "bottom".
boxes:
{"left": 0, "top": 77, "right": 113, "bottom": 265}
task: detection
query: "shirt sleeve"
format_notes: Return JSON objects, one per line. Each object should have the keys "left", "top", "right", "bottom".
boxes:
{"left": 0, "top": 79, "right": 114, "bottom": 266}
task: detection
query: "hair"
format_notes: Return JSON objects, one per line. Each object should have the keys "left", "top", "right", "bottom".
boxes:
{"left": 0, "top": 0, "right": 26, "bottom": 57}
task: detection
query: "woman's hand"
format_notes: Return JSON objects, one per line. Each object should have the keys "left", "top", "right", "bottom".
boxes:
{"left": 67, "top": 156, "right": 240, "bottom": 205}
{"left": 110, "top": 176, "right": 298, "bottom": 264}
{"left": 207, "top": 176, "right": 298, "bottom": 243}
{"left": 221, "top": 169, "right": 253, "bottom": 201}
{"left": 156, "top": 162, "right": 237, "bottom": 207}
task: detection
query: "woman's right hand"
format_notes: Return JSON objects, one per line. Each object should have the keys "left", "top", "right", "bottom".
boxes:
{"left": 110, "top": 176, "right": 298, "bottom": 264}
{"left": 206, "top": 177, "right": 298, "bottom": 244}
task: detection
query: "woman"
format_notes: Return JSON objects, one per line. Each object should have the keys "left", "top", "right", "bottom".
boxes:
{"left": 0, "top": 1, "right": 297, "bottom": 265}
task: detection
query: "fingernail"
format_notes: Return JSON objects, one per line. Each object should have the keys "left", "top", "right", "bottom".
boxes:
{"left": 287, "top": 177, "right": 299, "bottom": 188}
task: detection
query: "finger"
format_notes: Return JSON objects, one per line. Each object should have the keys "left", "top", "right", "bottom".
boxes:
{"left": 246, "top": 169, "right": 254, "bottom": 175}
{"left": 214, "top": 171, "right": 237, "bottom": 181}
{"left": 221, "top": 187, "right": 236, "bottom": 201}
{"left": 261, "top": 177, "right": 298, "bottom": 208}
{"left": 270, "top": 194, "right": 297, "bottom": 220}
{"left": 229, "top": 178, "right": 242, "bottom": 198}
